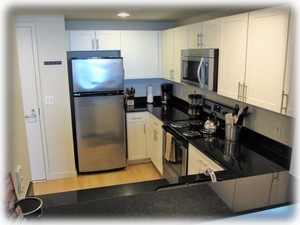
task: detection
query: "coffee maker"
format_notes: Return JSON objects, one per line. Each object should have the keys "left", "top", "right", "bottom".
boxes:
{"left": 161, "top": 83, "right": 173, "bottom": 104}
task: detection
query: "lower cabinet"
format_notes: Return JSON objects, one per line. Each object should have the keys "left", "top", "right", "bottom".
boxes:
{"left": 126, "top": 111, "right": 163, "bottom": 174}
{"left": 148, "top": 113, "right": 164, "bottom": 175}
{"left": 126, "top": 112, "right": 148, "bottom": 161}
{"left": 188, "top": 144, "right": 224, "bottom": 175}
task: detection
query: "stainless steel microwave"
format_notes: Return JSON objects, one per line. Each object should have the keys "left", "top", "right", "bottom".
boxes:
{"left": 181, "top": 49, "right": 219, "bottom": 91}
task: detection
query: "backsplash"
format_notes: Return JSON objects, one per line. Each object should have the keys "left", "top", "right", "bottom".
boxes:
{"left": 172, "top": 82, "right": 295, "bottom": 147}
{"left": 124, "top": 78, "right": 171, "bottom": 97}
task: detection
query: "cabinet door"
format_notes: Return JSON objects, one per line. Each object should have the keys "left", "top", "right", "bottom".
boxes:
{"left": 121, "top": 31, "right": 160, "bottom": 79}
{"left": 218, "top": 13, "right": 248, "bottom": 100}
{"left": 149, "top": 115, "right": 163, "bottom": 175}
{"left": 202, "top": 19, "right": 220, "bottom": 48}
{"left": 162, "top": 28, "right": 174, "bottom": 80}
{"left": 245, "top": 7, "right": 289, "bottom": 112}
{"left": 127, "top": 113, "right": 147, "bottom": 161}
{"left": 187, "top": 22, "right": 203, "bottom": 49}
{"left": 173, "top": 26, "right": 188, "bottom": 83}
{"left": 95, "top": 30, "right": 121, "bottom": 50}
{"left": 68, "top": 30, "right": 96, "bottom": 51}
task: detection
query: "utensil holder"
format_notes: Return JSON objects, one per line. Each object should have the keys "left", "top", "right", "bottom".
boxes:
{"left": 225, "top": 123, "right": 242, "bottom": 142}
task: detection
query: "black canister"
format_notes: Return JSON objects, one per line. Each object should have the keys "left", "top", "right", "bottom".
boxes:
{"left": 161, "top": 83, "right": 173, "bottom": 104}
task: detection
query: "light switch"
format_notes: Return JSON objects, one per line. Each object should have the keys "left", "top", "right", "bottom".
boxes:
{"left": 45, "top": 96, "right": 54, "bottom": 104}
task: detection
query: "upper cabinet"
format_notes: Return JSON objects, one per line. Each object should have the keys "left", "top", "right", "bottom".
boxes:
{"left": 173, "top": 26, "right": 188, "bottom": 83}
{"left": 218, "top": 7, "right": 290, "bottom": 113}
{"left": 162, "top": 26, "right": 187, "bottom": 83}
{"left": 187, "top": 19, "right": 220, "bottom": 49}
{"left": 218, "top": 13, "right": 248, "bottom": 100}
{"left": 66, "top": 30, "right": 160, "bottom": 79}
{"left": 121, "top": 31, "right": 160, "bottom": 79}
{"left": 67, "top": 30, "right": 121, "bottom": 51}
{"left": 162, "top": 28, "right": 174, "bottom": 81}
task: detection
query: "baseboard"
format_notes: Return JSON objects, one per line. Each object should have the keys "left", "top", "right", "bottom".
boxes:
{"left": 25, "top": 181, "right": 34, "bottom": 197}
{"left": 127, "top": 158, "right": 151, "bottom": 165}
{"left": 48, "top": 170, "right": 77, "bottom": 180}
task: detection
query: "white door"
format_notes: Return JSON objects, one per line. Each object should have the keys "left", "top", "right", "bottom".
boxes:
{"left": 15, "top": 24, "right": 47, "bottom": 181}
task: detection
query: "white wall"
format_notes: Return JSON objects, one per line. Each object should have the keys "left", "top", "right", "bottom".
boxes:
{"left": 14, "top": 15, "right": 77, "bottom": 180}
{"left": 4, "top": 14, "right": 33, "bottom": 200}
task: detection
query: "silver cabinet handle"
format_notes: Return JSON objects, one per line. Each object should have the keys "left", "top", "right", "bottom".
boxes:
{"left": 281, "top": 91, "right": 289, "bottom": 114}
{"left": 197, "top": 33, "right": 204, "bottom": 48}
{"left": 91, "top": 39, "right": 95, "bottom": 50}
{"left": 238, "top": 82, "right": 242, "bottom": 100}
{"left": 243, "top": 83, "right": 247, "bottom": 102}
{"left": 96, "top": 39, "right": 100, "bottom": 50}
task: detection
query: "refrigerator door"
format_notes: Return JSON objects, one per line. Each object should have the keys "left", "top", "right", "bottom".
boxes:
{"left": 74, "top": 94, "right": 126, "bottom": 172}
{"left": 71, "top": 58, "right": 124, "bottom": 93}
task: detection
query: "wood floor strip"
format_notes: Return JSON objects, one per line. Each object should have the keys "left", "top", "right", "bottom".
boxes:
{"left": 32, "top": 162, "right": 162, "bottom": 196}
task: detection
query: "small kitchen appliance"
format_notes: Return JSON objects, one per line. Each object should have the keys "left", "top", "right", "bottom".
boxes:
{"left": 181, "top": 49, "right": 219, "bottom": 91}
{"left": 161, "top": 83, "right": 173, "bottom": 104}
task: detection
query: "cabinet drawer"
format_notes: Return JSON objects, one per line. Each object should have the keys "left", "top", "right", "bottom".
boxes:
{"left": 126, "top": 112, "right": 146, "bottom": 122}
{"left": 188, "top": 144, "right": 224, "bottom": 175}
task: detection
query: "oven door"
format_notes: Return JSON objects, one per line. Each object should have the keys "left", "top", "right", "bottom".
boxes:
{"left": 163, "top": 127, "right": 187, "bottom": 178}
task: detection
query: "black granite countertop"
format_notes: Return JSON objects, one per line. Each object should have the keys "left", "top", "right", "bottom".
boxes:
{"left": 29, "top": 96, "right": 294, "bottom": 221}
{"left": 126, "top": 96, "right": 292, "bottom": 178}
{"left": 40, "top": 184, "right": 233, "bottom": 219}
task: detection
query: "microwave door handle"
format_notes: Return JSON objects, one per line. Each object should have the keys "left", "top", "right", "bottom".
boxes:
{"left": 197, "top": 58, "right": 204, "bottom": 88}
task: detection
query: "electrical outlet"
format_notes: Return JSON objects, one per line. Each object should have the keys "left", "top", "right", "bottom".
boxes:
{"left": 45, "top": 96, "right": 54, "bottom": 105}
{"left": 275, "top": 123, "right": 281, "bottom": 136}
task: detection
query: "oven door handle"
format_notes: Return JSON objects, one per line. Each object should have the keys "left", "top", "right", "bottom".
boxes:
{"left": 197, "top": 58, "right": 204, "bottom": 88}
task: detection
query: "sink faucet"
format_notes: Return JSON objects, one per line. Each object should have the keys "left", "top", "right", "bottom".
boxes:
{"left": 204, "top": 168, "right": 217, "bottom": 183}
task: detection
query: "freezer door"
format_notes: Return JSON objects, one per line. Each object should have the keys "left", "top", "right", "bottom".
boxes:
{"left": 74, "top": 95, "right": 126, "bottom": 172}
{"left": 71, "top": 58, "right": 124, "bottom": 93}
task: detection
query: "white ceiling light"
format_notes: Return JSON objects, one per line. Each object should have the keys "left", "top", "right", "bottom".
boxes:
{"left": 117, "top": 12, "right": 130, "bottom": 18}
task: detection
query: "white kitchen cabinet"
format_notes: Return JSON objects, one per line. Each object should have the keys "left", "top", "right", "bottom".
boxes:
{"left": 121, "top": 31, "right": 160, "bottom": 79}
{"left": 187, "top": 19, "right": 220, "bottom": 49}
{"left": 67, "top": 30, "right": 121, "bottom": 51}
{"left": 162, "top": 26, "right": 187, "bottom": 83}
{"left": 187, "top": 22, "right": 202, "bottom": 49}
{"left": 218, "top": 13, "right": 248, "bottom": 101}
{"left": 244, "top": 7, "right": 289, "bottom": 112}
{"left": 173, "top": 26, "right": 188, "bottom": 83}
{"left": 162, "top": 28, "right": 174, "bottom": 80}
{"left": 148, "top": 113, "right": 163, "bottom": 175}
{"left": 126, "top": 112, "right": 148, "bottom": 161}
{"left": 218, "top": 7, "right": 289, "bottom": 113}
{"left": 188, "top": 144, "right": 224, "bottom": 175}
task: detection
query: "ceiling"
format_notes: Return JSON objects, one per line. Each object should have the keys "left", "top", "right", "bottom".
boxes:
{"left": 11, "top": 2, "right": 274, "bottom": 22}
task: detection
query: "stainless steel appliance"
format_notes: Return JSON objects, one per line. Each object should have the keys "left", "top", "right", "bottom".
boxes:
{"left": 70, "top": 57, "right": 126, "bottom": 173}
{"left": 161, "top": 83, "right": 173, "bottom": 104}
{"left": 181, "top": 49, "right": 219, "bottom": 91}
{"left": 162, "top": 99, "right": 233, "bottom": 178}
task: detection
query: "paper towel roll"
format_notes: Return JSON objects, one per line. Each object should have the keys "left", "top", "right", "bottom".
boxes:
{"left": 147, "top": 85, "right": 153, "bottom": 103}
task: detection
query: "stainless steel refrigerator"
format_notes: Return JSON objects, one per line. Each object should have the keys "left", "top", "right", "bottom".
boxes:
{"left": 70, "top": 57, "right": 126, "bottom": 173}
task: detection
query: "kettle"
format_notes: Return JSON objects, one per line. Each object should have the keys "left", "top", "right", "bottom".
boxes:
{"left": 204, "top": 112, "right": 220, "bottom": 134}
